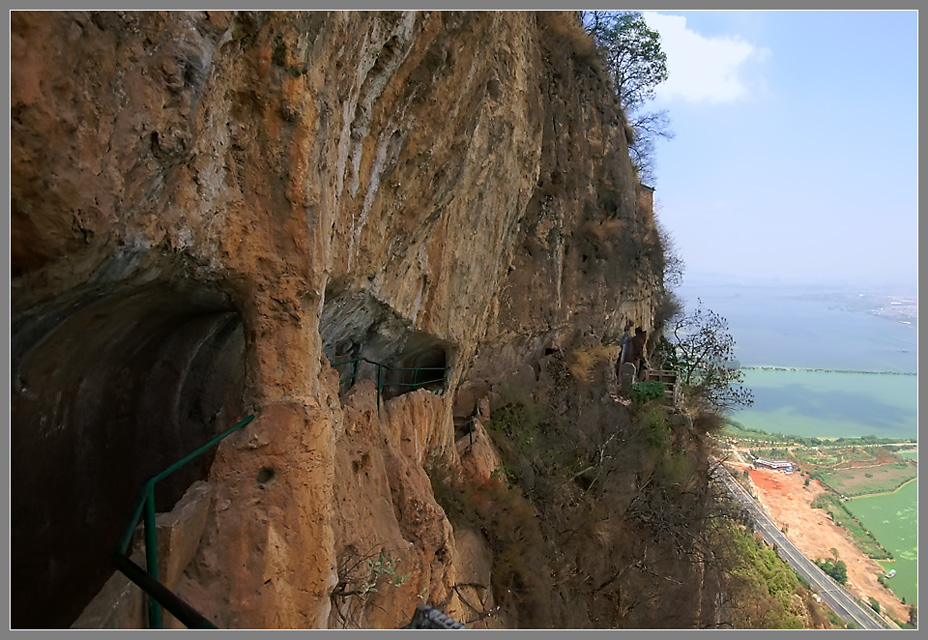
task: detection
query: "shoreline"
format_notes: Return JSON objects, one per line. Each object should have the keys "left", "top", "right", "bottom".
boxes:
{"left": 742, "top": 365, "right": 916, "bottom": 376}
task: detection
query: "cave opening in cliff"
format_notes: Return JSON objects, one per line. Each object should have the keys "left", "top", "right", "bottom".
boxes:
{"left": 11, "top": 278, "right": 247, "bottom": 629}
{"left": 381, "top": 343, "right": 450, "bottom": 400}
{"left": 320, "top": 288, "right": 454, "bottom": 403}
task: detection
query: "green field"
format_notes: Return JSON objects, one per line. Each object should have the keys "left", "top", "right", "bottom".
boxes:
{"left": 847, "top": 481, "right": 917, "bottom": 604}
{"left": 897, "top": 449, "right": 918, "bottom": 461}
{"left": 735, "top": 369, "right": 917, "bottom": 440}
{"left": 822, "top": 463, "right": 917, "bottom": 497}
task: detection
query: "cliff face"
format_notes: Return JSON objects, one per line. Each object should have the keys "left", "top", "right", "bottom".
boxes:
{"left": 11, "top": 11, "right": 663, "bottom": 628}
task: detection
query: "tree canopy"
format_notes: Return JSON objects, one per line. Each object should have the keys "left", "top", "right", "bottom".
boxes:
{"left": 585, "top": 11, "right": 667, "bottom": 110}
{"left": 815, "top": 558, "right": 848, "bottom": 585}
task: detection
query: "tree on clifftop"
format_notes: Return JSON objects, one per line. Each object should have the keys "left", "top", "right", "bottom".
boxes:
{"left": 585, "top": 11, "right": 667, "bottom": 111}
{"left": 584, "top": 10, "right": 674, "bottom": 184}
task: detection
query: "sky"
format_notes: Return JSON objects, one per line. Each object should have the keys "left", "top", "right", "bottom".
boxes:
{"left": 635, "top": 11, "right": 918, "bottom": 291}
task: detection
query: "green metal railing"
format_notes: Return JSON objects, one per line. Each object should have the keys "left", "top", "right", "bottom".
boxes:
{"left": 456, "top": 407, "right": 481, "bottom": 447}
{"left": 331, "top": 357, "right": 449, "bottom": 413}
{"left": 115, "top": 413, "right": 255, "bottom": 629}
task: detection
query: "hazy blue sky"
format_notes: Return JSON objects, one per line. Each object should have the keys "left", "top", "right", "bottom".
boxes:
{"left": 638, "top": 11, "right": 917, "bottom": 290}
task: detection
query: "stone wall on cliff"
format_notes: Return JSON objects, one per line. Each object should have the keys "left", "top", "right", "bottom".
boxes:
{"left": 11, "top": 11, "right": 661, "bottom": 628}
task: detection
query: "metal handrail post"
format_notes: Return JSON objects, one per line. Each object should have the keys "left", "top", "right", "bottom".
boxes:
{"left": 144, "top": 488, "right": 162, "bottom": 629}
{"left": 118, "top": 416, "right": 253, "bottom": 556}
{"left": 113, "top": 554, "right": 218, "bottom": 629}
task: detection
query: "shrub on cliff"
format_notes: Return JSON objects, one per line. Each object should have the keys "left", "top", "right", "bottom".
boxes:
{"left": 567, "top": 344, "right": 621, "bottom": 383}
{"left": 714, "top": 525, "right": 808, "bottom": 628}
{"left": 428, "top": 464, "right": 556, "bottom": 627}
{"left": 629, "top": 380, "right": 666, "bottom": 405}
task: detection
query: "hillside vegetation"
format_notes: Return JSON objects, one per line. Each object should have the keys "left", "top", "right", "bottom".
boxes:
{"left": 432, "top": 346, "right": 838, "bottom": 628}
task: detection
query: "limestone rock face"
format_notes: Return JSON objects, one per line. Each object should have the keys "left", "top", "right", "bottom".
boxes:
{"left": 11, "top": 11, "right": 661, "bottom": 628}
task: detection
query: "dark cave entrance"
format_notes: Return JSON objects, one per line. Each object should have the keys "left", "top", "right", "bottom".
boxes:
{"left": 320, "top": 288, "right": 454, "bottom": 403}
{"left": 380, "top": 343, "right": 449, "bottom": 400}
{"left": 11, "top": 278, "right": 247, "bottom": 628}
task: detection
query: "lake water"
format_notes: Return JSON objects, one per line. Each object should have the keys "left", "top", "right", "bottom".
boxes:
{"left": 675, "top": 281, "right": 917, "bottom": 373}
{"left": 675, "top": 281, "right": 918, "bottom": 440}
{"left": 737, "top": 369, "right": 917, "bottom": 440}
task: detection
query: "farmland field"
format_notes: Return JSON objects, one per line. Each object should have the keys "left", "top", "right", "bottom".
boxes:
{"left": 847, "top": 481, "right": 918, "bottom": 604}
{"left": 822, "top": 464, "right": 917, "bottom": 497}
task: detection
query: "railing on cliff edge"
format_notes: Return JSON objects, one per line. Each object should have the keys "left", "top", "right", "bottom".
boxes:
{"left": 331, "top": 357, "right": 449, "bottom": 413}
{"left": 457, "top": 413, "right": 477, "bottom": 446}
{"left": 453, "top": 381, "right": 501, "bottom": 447}
{"left": 113, "top": 413, "right": 255, "bottom": 629}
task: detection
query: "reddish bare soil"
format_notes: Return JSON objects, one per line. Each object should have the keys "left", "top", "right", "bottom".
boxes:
{"left": 739, "top": 465, "right": 906, "bottom": 624}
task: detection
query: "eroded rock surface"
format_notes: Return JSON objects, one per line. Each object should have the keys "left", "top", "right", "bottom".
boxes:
{"left": 12, "top": 11, "right": 661, "bottom": 628}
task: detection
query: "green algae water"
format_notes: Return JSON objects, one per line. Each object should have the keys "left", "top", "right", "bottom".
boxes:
{"left": 680, "top": 281, "right": 918, "bottom": 441}
{"left": 735, "top": 368, "right": 917, "bottom": 440}
{"left": 847, "top": 481, "right": 917, "bottom": 604}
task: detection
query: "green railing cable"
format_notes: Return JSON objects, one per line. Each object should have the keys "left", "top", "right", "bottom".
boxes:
{"left": 330, "top": 357, "right": 449, "bottom": 413}
{"left": 115, "top": 413, "right": 255, "bottom": 629}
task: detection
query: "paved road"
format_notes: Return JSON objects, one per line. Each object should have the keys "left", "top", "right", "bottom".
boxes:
{"left": 711, "top": 464, "right": 886, "bottom": 630}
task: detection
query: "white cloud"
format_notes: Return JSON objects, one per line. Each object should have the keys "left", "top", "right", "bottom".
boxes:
{"left": 643, "top": 12, "right": 768, "bottom": 105}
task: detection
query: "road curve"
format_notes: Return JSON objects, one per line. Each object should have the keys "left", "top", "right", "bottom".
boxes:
{"left": 711, "top": 463, "right": 886, "bottom": 630}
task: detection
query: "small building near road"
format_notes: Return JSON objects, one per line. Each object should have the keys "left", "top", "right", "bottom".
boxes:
{"left": 754, "top": 458, "right": 794, "bottom": 473}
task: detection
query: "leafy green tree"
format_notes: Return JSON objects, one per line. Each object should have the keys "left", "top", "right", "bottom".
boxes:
{"left": 815, "top": 558, "right": 848, "bottom": 585}
{"left": 583, "top": 11, "right": 674, "bottom": 184}
{"left": 585, "top": 11, "right": 667, "bottom": 110}
{"left": 658, "top": 299, "right": 754, "bottom": 414}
